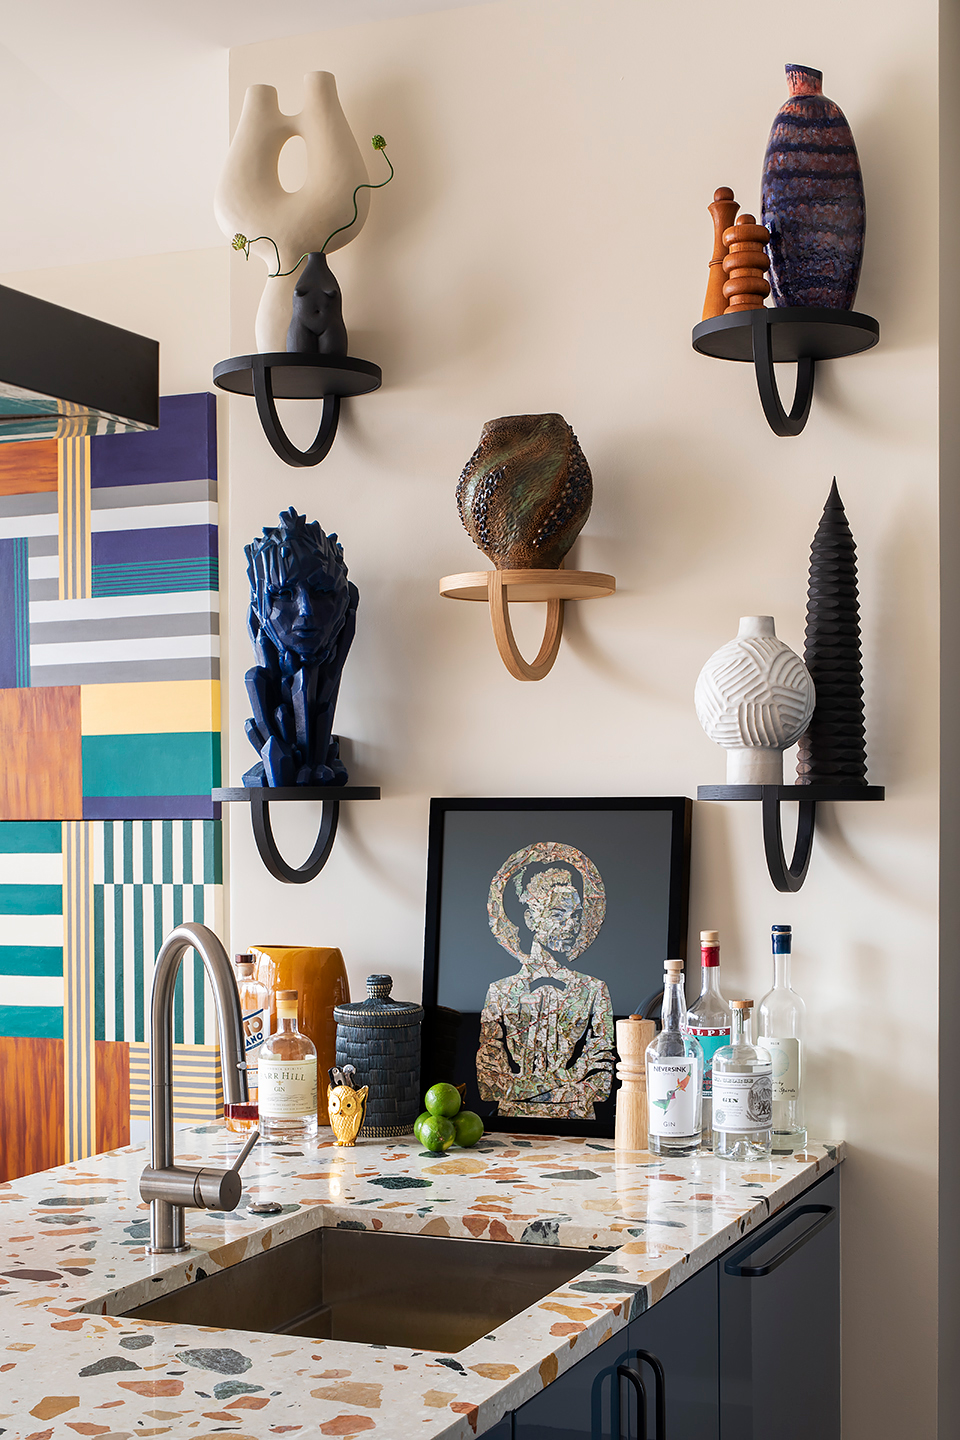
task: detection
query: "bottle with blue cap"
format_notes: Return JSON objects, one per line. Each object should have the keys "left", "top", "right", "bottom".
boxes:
{"left": 758, "top": 925, "right": 807, "bottom": 1153}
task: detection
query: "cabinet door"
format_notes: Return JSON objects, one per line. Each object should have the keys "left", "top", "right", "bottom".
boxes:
{"left": 629, "top": 1260, "right": 719, "bottom": 1440}
{"left": 513, "top": 1324, "right": 639, "bottom": 1440}
{"left": 719, "top": 1168, "right": 840, "bottom": 1440}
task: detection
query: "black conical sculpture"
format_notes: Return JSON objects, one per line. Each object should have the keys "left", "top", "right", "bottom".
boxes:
{"left": 797, "top": 480, "right": 868, "bottom": 785}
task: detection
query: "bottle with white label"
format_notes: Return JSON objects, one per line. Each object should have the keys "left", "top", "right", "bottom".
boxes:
{"left": 225, "top": 955, "right": 271, "bottom": 1136}
{"left": 258, "top": 989, "right": 318, "bottom": 1142}
{"left": 684, "top": 929, "right": 731, "bottom": 1149}
{"left": 758, "top": 924, "right": 806, "bottom": 1153}
{"left": 645, "top": 959, "right": 703, "bottom": 1156}
{"left": 712, "top": 1000, "right": 772, "bottom": 1161}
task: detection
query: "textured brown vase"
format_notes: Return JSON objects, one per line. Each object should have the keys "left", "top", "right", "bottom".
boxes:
{"left": 456, "top": 413, "right": 593, "bottom": 569}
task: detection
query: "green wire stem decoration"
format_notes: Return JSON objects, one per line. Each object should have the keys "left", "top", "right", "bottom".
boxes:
{"left": 232, "top": 135, "right": 394, "bottom": 279}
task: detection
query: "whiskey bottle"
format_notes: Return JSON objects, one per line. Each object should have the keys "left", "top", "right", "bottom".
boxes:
{"left": 225, "top": 955, "right": 271, "bottom": 1136}
{"left": 712, "top": 1000, "right": 772, "bottom": 1160}
{"left": 645, "top": 959, "right": 703, "bottom": 1156}
{"left": 684, "top": 929, "right": 731, "bottom": 1148}
{"left": 758, "top": 924, "right": 807, "bottom": 1153}
{"left": 258, "top": 989, "right": 318, "bottom": 1143}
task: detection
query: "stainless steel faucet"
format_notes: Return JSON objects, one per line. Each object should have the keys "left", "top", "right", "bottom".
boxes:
{"left": 139, "top": 922, "right": 257, "bottom": 1254}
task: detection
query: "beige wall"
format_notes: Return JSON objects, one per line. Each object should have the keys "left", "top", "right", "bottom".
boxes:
{"left": 1, "top": 1, "right": 944, "bottom": 1433}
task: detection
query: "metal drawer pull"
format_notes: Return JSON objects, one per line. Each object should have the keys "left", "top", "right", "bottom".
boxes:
{"left": 725, "top": 1203, "right": 836, "bottom": 1278}
{"left": 617, "top": 1364, "right": 647, "bottom": 1440}
{"left": 634, "top": 1350, "right": 666, "bottom": 1439}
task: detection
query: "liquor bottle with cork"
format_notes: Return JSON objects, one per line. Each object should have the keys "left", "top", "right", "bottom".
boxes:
{"left": 645, "top": 959, "right": 703, "bottom": 1156}
{"left": 684, "top": 929, "right": 731, "bottom": 1148}
{"left": 225, "top": 954, "right": 271, "bottom": 1136}
{"left": 258, "top": 989, "right": 318, "bottom": 1143}
{"left": 712, "top": 1000, "right": 772, "bottom": 1161}
{"left": 758, "top": 924, "right": 807, "bottom": 1153}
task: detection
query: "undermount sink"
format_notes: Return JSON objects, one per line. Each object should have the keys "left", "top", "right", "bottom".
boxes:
{"left": 124, "top": 1225, "right": 595, "bottom": 1353}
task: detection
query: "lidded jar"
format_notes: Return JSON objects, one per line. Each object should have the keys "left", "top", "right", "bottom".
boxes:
{"left": 334, "top": 976, "right": 423, "bottom": 1138}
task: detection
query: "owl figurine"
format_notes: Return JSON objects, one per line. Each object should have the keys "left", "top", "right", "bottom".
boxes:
{"left": 328, "top": 1082, "right": 368, "bottom": 1145}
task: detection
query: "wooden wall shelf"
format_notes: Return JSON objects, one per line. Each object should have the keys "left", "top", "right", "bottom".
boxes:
{"left": 439, "top": 568, "right": 616, "bottom": 681}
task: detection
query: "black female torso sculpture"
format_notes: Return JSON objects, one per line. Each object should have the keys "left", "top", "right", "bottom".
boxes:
{"left": 243, "top": 508, "right": 358, "bottom": 787}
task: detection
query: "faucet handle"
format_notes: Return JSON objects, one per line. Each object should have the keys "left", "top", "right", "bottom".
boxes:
{"left": 192, "top": 1129, "right": 260, "bottom": 1212}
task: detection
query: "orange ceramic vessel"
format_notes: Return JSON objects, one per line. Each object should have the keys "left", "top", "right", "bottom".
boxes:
{"left": 251, "top": 945, "right": 349, "bottom": 1124}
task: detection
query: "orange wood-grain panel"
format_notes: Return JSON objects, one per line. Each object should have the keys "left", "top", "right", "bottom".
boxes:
{"left": 95, "top": 1040, "right": 130, "bottom": 1154}
{"left": 0, "top": 686, "right": 83, "bottom": 820}
{"left": 0, "top": 440, "right": 58, "bottom": 494}
{"left": 0, "top": 1035, "right": 65, "bottom": 1181}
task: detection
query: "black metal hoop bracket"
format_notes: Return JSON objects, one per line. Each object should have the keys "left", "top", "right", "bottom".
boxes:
{"left": 212, "top": 353, "right": 381, "bottom": 468}
{"left": 212, "top": 785, "right": 381, "bottom": 884}
{"left": 697, "top": 783, "right": 885, "bottom": 893}
{"left": 692, "top": 307, "right": 880, "bottom": 438}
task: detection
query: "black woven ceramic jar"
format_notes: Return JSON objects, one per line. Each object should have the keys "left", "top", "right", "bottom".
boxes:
{"left": 334, "top": 975, "right": 423, "bottom": 1138}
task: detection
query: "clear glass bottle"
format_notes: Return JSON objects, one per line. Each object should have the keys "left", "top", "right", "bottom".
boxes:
{"left": 225, "top": 955, "right": 271, "bottom": 1135}
{"left": 758, "top": 924, "right": 807, "bottom": 1153}
{"left": 684, "top": 929, "right": 731, "bottom": 1149}
{"left": 712, "top": 1000, "right": 772, "bottom": 1160}
{"left": 645, "top": 959, "right": 703, "bottom": 1156}
{"left": 258, "top": 989, "right": 318, "bottom": 1143}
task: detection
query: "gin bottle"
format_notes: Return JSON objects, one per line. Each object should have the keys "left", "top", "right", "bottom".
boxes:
{"left": 258, "top": 989, "right": 318, "bottom": 1143}
{"left": 645, "top": 959, "right": 703, "bottom": 1156}
{"left": 758, "top": 924, "right": 807, "bottom": 1153}
{"left": 684, "top": 929, "right": 731, "bottom": 1148}
{"left": 226, "top": 955, "right": 271, "bottom": 1136}
{"left": 712, "top": 1000, "right": 772, "bottom": 1161}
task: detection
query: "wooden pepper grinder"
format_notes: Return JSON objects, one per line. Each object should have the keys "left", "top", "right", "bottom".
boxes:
{"left": 615, "top": 1014, "right": 657, "bottom": 1151}
{"left": 722, "top": 214, "right": 771, "bottom": 312}
{"left": 702, "top": 187, "right": 740, "bottom": 320}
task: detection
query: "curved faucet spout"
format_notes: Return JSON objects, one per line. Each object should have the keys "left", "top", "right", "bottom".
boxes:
{"left": 142, "top": 923, "right": 250, "bottom": 1254}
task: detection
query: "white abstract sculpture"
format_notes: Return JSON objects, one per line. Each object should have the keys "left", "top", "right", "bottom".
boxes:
{"left": 215, "top": 72, "right": 371, "bottom": 353}
{"left": 695, "top": 616, "right": 816, "bottom": 784}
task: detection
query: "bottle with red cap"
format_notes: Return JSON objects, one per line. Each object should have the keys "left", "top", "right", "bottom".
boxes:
{"left": 684, "top": 930, "right": 732, "bottom": 1148}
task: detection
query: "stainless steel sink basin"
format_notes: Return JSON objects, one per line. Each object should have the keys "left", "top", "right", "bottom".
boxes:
{"left": 124, "top": 1226, "right": 595, "bottom": 1353}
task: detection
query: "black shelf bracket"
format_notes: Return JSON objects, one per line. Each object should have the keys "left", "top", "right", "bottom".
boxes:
{"left": 212, "top": 785, "right": 380, "bottom": 884}
{"left": 212, "top": 352, "right": 381, "bottom": 469}
{"left": 697, "top": 783, "right": 885, "bottom": 893}
{"left": 692, "top": 307, "right": 879, "bottom": 438}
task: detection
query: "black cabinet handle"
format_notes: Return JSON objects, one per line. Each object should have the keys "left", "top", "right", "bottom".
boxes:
{"left": 724, "top": 1203, "right": 836, "bottom": 1278}
{"left": 617, "top": 1364, "right": 647, "bottom": 1440}
{"left": 634, "top": 1350, "right": 666, "bottom": 1439}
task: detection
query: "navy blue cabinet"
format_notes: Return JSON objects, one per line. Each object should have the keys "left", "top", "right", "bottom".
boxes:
{"left": 509, "top": 1169, "right": 839, "bottom": 1440}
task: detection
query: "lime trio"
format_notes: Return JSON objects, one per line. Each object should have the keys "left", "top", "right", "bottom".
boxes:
{"left": 415, "top": 1082, "right": 484, "bottom": 1152}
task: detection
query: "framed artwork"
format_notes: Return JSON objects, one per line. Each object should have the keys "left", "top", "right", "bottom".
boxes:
{"left": 421, "top": 796, "right": 692, "bottom": 1138}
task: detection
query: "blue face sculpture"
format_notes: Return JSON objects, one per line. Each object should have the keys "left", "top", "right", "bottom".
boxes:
{"left": 243, "top": 509, "right": 358, "bottom": 788}
{"left": 246, "top": 509, "right": 351, "bottom": 667}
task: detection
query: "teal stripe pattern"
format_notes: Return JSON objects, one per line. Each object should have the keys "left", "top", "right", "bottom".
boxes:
{"left": 0, "top": 1005, "right": 62, "bottom": 1038}
{"left": 92, "top": 557, "right": 218, "bottom": 597}
{"left": 0, "top": 885, "right": 63, "bottom": 915}
{"left": 0, "top": 946, "right": 63, "bottom": 976}
{"left": 92, "top": 819, "right": 222, "bottom": 1046}
{"left": 0, "top": 821, "right": 64, "bottom": 1040}
{"left": 0, "top": 822, "right": 61, "bottom": 853}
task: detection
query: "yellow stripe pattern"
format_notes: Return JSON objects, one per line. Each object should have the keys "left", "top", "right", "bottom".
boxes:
{"left": 63, "top": 821, "right": 96, "bottom": 1161}
{"left": 55, "top": 400, "right": 90, "bottom": 440}
{"left": 129, "top": 1042, "right": 224, "bottom": 1123}
{"left": 58, "top": 437, "right": 92, "bottom": 600}
{"left": 81, "top": 680, "right": 222, "bottom": 736}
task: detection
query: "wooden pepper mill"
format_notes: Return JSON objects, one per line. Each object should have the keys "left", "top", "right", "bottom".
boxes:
{"left": 722, "top": 214, "right": 771, "bottom": 312}
{"left": 702, "top": 186, "right": 740, "bottom": 320}
{"left": 614, "top": 1014, "right": 657, "bottom": 1151}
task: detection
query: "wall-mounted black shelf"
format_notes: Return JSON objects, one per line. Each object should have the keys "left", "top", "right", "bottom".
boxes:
{"left": 213, "top": 353, "right": 381, "bottom": 468}
{"left": 691, "top": 308, "right": 879, "bottom": 437}
{"left": 213, "top": 785, "right": 380, "bottom": 884}
{"left": 697, "top": 783, "right": 885, "bottom": 892}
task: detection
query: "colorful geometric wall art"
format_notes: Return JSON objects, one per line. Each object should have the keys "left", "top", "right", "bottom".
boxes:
{"left": 0, "top": 395, "right": 226, "bottom": 1171}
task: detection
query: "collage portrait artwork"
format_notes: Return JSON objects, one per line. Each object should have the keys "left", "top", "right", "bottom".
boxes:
{"left": 0, "top": 395, "right": 225, "bottom": 1171}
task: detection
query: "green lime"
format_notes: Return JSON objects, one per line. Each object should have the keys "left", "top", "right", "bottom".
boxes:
{"left": 424, "top": 1082, "right": 462, "bottom": 1119}
{"left": 414, "top": 1111, "right": 432, "bottom": 1144}
{"left": 419, "top": 1114, "right": 456, "bottom": 1153}
{"left": 454, "top": 1110, "right": 484, "bottom": 1147}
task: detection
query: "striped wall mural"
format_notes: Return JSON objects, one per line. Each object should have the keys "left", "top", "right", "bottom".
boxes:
{"left": 129, "top": 1041, "right": 223, "bottom": 1125}
{"left": 0, "top": 396, "right": 225, "bottom": 1172}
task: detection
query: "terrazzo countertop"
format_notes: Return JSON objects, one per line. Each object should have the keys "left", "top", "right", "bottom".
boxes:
{"left": 0, "top": 1127, "right": 842, "bottom": 1439}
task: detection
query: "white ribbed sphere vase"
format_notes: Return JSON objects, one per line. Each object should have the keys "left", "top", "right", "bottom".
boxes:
{"left": 695, "top": 616, "right": 816, "bottom": 784}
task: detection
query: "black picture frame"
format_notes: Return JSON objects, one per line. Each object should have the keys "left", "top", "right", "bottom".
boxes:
{"left": 421, "top": 796, "right": 692, "bottom": 1138}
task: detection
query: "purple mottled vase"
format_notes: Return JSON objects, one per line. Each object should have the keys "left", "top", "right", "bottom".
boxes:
{"left": 761, "top": 64, "right": 865, "bottom": 309}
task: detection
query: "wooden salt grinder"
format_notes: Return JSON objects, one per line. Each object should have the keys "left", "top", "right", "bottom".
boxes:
{"left": 615, "top": 1014, "right": 657, "bottom": 1151}
{"left": 702, "top": 187, "right": 740, "bottom": 321}
{"left": 722, "top": 214, "right": 771, "bottom": 312}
